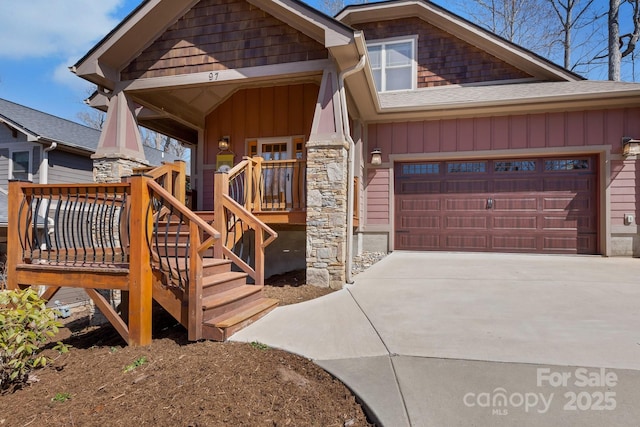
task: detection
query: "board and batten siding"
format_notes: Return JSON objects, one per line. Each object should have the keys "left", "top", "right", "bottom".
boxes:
{"left": 201, "top": 84, "right": 319, "bottom": 210}
{"left": 364, "top": 107, "right": 640, "bottom": 237}
{"left": 365, "top": 168, "right": 390, "bottom": 225}
{"left": 367, "top": 108, "right": 640, "bottom": 161}
{"left": 610, "top": 159, "right": 638, "bottom": 227}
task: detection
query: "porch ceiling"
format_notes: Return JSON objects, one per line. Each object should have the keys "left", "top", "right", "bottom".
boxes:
{"left": 106, "top": 71, "right": 325, "bottom": 145}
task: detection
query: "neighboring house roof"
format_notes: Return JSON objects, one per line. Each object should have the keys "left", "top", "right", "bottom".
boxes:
{"left": 376, "top": 80, "right": 640, "bottom": 120}
{"left": 0, "top": 98, "right": 185, "bottom": 225}
{"left": 0, "top": 97, "right": 183, "bottom": 164}
{"left": 0, "top": 98, "right": 102, "bottom": 153}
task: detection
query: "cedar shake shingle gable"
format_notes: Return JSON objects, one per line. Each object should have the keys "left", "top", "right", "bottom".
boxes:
{"left": 122, "top": 0, "right": 328, "bottom": 80}
{"left": 355, "top": 17, "right": 532, "bottom": 87}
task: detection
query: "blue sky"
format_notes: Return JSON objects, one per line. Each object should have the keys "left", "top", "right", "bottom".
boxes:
{"left": 0, "top": 0, "right": 633, "bottom": 127}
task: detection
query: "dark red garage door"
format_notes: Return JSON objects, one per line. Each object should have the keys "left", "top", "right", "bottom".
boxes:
{"left": 395, "top": 157, "right": 598, "bottom": 254}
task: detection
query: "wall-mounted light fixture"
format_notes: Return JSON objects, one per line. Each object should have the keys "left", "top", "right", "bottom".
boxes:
{"left": 622, "top": 137, "right": 640, "bottom": 157}
{"left": 371, "top": 148, "right": 382, "bottom": 165}
{"left": 218, "top": 136, "right": 230, "bottom": 151}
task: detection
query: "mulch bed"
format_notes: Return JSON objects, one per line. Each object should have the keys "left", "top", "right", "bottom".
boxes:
{"left": 0, "top": 273, "right": 373, "bottom": 427}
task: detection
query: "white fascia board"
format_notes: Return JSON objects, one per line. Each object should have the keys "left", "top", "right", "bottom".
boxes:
{"left": 248, "top": 0, "right": 354, "bottom": 47}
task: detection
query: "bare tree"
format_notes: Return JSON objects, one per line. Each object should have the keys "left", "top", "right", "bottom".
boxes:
{"left": 76, "top": 109, "right": 106, "bottom": 130}
{"left": 453, "top": 0, "right": 559, "bottom": 56}
{"left": 546, "top": 0, "right": 599, "bottom": 69}
{"left": 609, "top": 0, "right": 640, "bottom": 80}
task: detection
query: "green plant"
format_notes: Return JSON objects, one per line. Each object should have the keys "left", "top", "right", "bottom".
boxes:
{"left": 51, "top": 392, "right": 71, "bottom": 402}
{"left": 250, "top": 341, "right": 269, "bottom": 351}
{"left": 0, "top": 288, "right": 68, "bottom": 391}
{"left": 124, "top": 356, "right": 147, "bottom": 373}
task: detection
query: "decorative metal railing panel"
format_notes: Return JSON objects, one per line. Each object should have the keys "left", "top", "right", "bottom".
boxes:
{"left": 227, "top": 158, "right": 306, "bottom": 213}
{"left": 147, "top": 194, "right": 190, "bottom": 290}
{"left": 15, "top": 184, "right": 130, "bottom": 266}
{"left": 257, "top": 160, "right": 306, "bottom": 211}
{"left": 146, "top": 180, "right": 219, "bottom": 292}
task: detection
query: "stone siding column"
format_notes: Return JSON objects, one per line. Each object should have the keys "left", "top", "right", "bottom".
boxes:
{"left": 92, "top": 155, "right": 149, "bottom": 183}
{"left": 306, "top": 138, "right": 349, "bottom": 289}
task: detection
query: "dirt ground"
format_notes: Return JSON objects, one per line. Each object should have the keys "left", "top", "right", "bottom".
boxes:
{"left": 0, "top": 271, "right": 374, "bottom": 427}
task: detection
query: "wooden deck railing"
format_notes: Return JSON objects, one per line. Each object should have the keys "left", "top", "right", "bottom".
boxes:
{"left": 7, "top": 178, "right": 150, "bottom": 345}
{"left": 6, "top": 166, "right": 222, "bottom": 345}
{"left": 228, "top": 157, "right": 306, "bottom": 213}
{"left": 136, "top": 160, "right": 187, "bottom": 204}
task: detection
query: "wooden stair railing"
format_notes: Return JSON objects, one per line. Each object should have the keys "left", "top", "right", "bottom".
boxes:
{"left": 214, "top": 171, "right": 278, "bottom": 286}
{"left": 147, "top": 178, "right": 277, "bottom": 341}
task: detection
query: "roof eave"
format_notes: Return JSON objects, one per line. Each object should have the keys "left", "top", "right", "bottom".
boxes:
{"left": 370, "top": 91, "right": 640, "bottom": 122}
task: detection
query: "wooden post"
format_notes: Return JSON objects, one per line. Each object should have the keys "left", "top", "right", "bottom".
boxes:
{"left": 252, "top": 157, "right": 263, "bottom": 210}
{"left": 7, "top": 181, "right": 29, "bottom": 290}
{"left": 245, "top": 158, "right": 253, "bottom": 212}
{"left": 255, "top": 228, "right": 265, "bottom": 286}
{"left": 187, "top": 221, "right": 203, "bottom": 340}
{"left": 213, "top": 172, "right": 229, "bottom": 259}
{"left": 175, "top": 160, "right": 187, "bottom": 205}
{"left": 127, "top": 175, "right": 153, "bottom": 346}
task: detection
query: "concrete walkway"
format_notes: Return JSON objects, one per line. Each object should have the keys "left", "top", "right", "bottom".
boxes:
{"left": 231, "top": 252, "right": 640, "bottom": 426}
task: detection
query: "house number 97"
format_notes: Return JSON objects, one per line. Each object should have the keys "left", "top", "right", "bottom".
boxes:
{"left": 209, "top": 72, "right": 219, "bottom": 81}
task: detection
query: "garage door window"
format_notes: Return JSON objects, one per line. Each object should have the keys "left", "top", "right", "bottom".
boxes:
{"left": 494, "top": 160, "right": 536, "bottom": 172}
{"left": 402, "top": 163, "right": 439, "bottom": 175}
{"left": 544, "top": 159, "right": 589, "bottom": 171}
{"left": 447, "top": 161, "right": 486, "bottom": 173}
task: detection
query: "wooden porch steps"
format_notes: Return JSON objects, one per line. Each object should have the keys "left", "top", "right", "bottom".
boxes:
{"left": 202, "top": 297, "right": 279, "bottom": 341}
{"left": 154, "top": 254, "right": 277, "bottom": 341}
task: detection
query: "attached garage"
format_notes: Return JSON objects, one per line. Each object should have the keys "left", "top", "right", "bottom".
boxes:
{"left": 395, "top": 156, "right": 598, "bottom": 254}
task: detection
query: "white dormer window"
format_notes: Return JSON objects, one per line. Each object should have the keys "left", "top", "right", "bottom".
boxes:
{"left": 367, "top": 36, "right": 417, "bottom": 92}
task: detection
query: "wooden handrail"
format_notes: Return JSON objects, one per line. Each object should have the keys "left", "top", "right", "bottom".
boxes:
{"left": 214, "top": 170, "right": 278, "bottom": 286}
{"left": 145, "top": 178, "right": 221, "bottom": 340}
{"left": 138, "top": 161, "right": 187, "bottom": 204}
{"left": 221, "top": 194, "right": 277, "bottom": 249}
{"left": 146, "top": 180, "right": 221, "bottom": 241}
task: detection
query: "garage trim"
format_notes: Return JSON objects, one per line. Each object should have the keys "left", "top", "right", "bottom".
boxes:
{"left": 386, "top": 145, "right": 611, "bottom": 255}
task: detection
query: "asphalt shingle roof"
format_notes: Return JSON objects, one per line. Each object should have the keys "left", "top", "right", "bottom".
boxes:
{"left": 379, "top": 80, "right": 640, "bottom": 110}
{"left": 0, "top": 98, "right": 183, "bottom": 164}
{"left": 0, "top": 98, "right": 184, "bottom": 224}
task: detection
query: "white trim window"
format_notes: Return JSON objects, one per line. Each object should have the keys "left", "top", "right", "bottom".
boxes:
{"left": 10, "top": 149, "right": 32, "bottom": 181}
{"left": 368, "top": 36, "right": 417, "bottom": 92}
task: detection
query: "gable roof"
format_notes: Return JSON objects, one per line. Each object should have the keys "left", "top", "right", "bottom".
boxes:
{"left": 337, "top": 0, "right": 582, "bottom": 83}
{"left": 0, "top": 98, "right": 182, "bottom": 164}
{"left": 73, "top": 0, "right": 356, "bottom": 89}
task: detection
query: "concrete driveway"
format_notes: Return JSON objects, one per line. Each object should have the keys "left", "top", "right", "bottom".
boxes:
{"left": 231, "top": 252, "right": 640, "bottom": 426}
